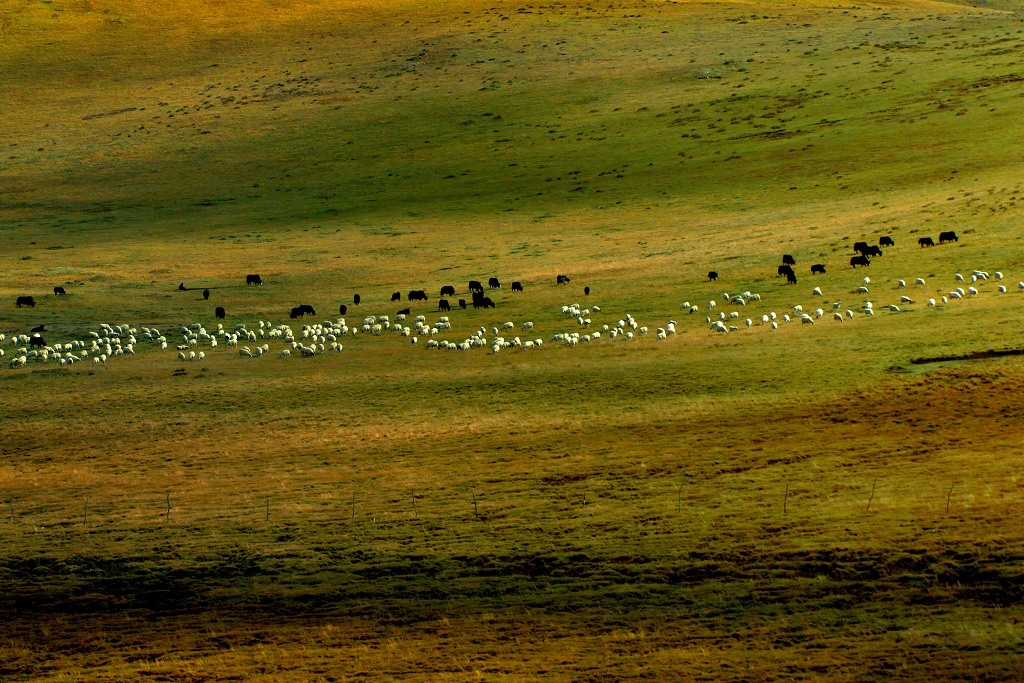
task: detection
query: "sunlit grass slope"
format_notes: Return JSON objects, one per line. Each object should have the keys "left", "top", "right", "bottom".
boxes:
{"left": 1, "top": 0, "right": 1024, "bottom": 680}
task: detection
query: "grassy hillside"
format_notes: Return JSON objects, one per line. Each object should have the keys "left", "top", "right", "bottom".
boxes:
{"left": 2, "top": 0, "right": 1024, "bottom": 680}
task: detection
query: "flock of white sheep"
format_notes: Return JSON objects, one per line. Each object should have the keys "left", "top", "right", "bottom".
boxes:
{"left": 4, "top": 270, "right": 1021, "bottom": 370}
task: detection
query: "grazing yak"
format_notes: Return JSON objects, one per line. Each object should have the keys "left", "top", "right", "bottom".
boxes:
{"left": 468, "top": 280, "right": 484, "bottom": 294}
{"left": 778, "top": 264, "right": 794, "bottom": 278}
{"left": 879, "top": 236, "right": 894, "bottom": 247}
{"left": 853, "top": 241, "right": 870, "bottom": 256}
{"left": 458, "top": 299, "right": 467, "bottom": 309}
{"left": 511, "top": 281, "right": 523, "bottom": 292}
{"left": 786, "top": 270, "right": 798, "bottom": 284}
{"left": 473, "top": 296, "right": 495, "bottom": 309}
{"left": 919, "top": 236, "right": 935, "bottom": 247}
{"left": 488, "top": 277, "right": 501, "bottom": 289}
{"left": 811, "top": 264, "right": 826, "bottom": 275}
{"left": 440, "top": 285, "right": 456, "bottom": 297}
{"left": 353, "top": 294, "right": 361, "bottom": 305}
{"left": 53, "top": 286, "right": 66, "bottom": 296}
{"left": 782, "top": 254, "right": 796, "bottom": 266}
{"left": 850, "top": 255, "right": 871, "bottom": 268}
{"left": 203, "top": 289, "right": 210, "bottom": 300}
{"left": 939, "top": 230, "right": 959, "bottom": 244}
{"left": 408, "top": 290, "right": 428, "bottom": 301}
{"left": 290, "top": 304, "right": 316, "bottom": 319}
{"left": 16, "top": 296, "right": 35, "bottom": 307}
{"left": 339, "top": 304, "right": 348, "bottom": 315}
{"left": 708, "top": 271, "right": 719, "bottom": 282}
{"left": 397, "top": 307, "right": 411, "bottom": 315}
{"left": 584, "top": 286, "right": 591, "bottom": 296}
{"left": 215, "top": 306, "right": 226, "bottom": 319}
{"left": 246, "top": 274, "right": 263, "bottom": 285}
{"left": 863, "top": 245, "right": 883, "bottom": 257}
{"left": 438, "top": 299, "right": 451, "bottom": 312}
{"left": 29, "top": 335, "right": 46, "bottom": 348}
{"left": 556, "top": 274, "right": 571, "bottom": 285}
{"left": 391, "top": 292, "right": 401, "bottom": 302}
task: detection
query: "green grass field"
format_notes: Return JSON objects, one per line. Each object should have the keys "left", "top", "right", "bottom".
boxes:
{"left": 2, "top": 0, "right": 1024, "bottom": 680}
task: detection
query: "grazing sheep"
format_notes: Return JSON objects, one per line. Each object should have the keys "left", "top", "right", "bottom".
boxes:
{"left": 833, "top": 312, "right": 844, "bottom": 322}
{"left": 955, "top": 273, "right": 965, "bottom": 282}
{"left": 898, "top": 279, "right": 906, "bottom": 288}
{"left": 888, "top": 305, "right": 900, "bottom": 312}
{"left": 915, "top": 278, "right": 926, "bottom": 286}
{"left": 812, "top": 286, "right": 822, "bottom": 297}
{"left": 927, "top": 298, "right": 936, "bottom": 306}
{"left": 900, "top": 295, "right": 914, "bottom": 303}
{"left": 800, "top": 314, "right": 814, "bottom": 325}
{"left": 863, "top": 276, "right": 870, "bottom": 286}
{"left": 997, "top": 285, "right": 1006, "bottom": 294}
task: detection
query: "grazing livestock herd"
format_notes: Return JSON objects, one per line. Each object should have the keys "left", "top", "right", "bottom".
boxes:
{"left": 5, "top": 232, "right": 1021, "bottom": 371}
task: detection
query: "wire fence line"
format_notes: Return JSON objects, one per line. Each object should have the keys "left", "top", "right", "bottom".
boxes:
{"left": 0, "top": 479, "right": 982, "bottom": 535}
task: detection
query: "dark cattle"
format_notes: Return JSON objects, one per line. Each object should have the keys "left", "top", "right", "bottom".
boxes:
{"left": 215, "top": 306, "right": 226, "bottom": 319}
{"left": 440, "top": 285, "right": 456, "bottom": 297}
{"left": 397, "top": 307, "right": 411, "bottom": 315}
{"left": 708, "top": 271, "right": 718, "bottom": 282}
{"left": 919, "top": 237, "right": 935, "bottom": 247}
{"left": 556, "top": 274, "right": 571, "bottom": 285}
{"left": 408, "top": 290, "right": 428, "bottom": 301}
{"left": 30, "top": 325, "right": 45, "bottom": 333}
{"left": 864, "top": 245, "right": 882, "bottom": 257}
{"left": 178, "top": 283, "right": 187, "bottom": 291}
{"left": 53, "top": 286, "right": 66, "bottom": 296}
{"left": 850, "top": 255, "right": 871, "bottom": 268}
{"left": 777, "top": 264, "right": 794, "bottom": 278}
{"left": 29, "top": 335, "right": 45, "bottom": 348}
{"left": 782, "top": 254, "right": 796, "bottom": 266}
{"left": 853, "top": 241, "right": 870, "bottom": 256}
{"left": 939, "top": 230, "right": 959, "bottom": 244}
{"left": 391, "top": 291, "right": 401, "bottom": 302}
{"left": 290, "top": 305, "right": 316, "bottom": 318}
{"left": 459, "top": 299, "right": 467, "bottom": 309}
{"left": 290, "top": 307, "right": 302, "bottom": 319}
{"left": 488, "top": 277, "right": 501, "bottom": 289}
{"left": 879, "top": 236, "right": 894, "bottom": 247}
{"left": 786, "top": 270, "right": 798, "bottom": 285}
{"left": 473, "top": 296, "right": 495, "bottom": 309}
{"left": 354, "top": 294, "right": 361, "bottom": 305}
{"left": 584, "top": 286, "right": 590, "bottom": 296}
{"left": 810, "top": 264, "right": 826, "bottom": 275}
{"left": 300, "top": 304, "right": 316, "bottom": 316}
{"left": 510, "top": 281, "right": 523, "bottom": 292}
{"left": 339, "top": 304, "right": 348, "bottom": 316}
{"left": 438, "top": 299, "right": 451, "bottom": 312}
{"left": 468, "top": 280, "right": 484, "bottom": 294}
{"left": 246, "top": 274, "right": 263, "bottom": 285}
{"left": 15, "top": 296, "right": 35, "bottom": 308}
{"left": 203, "top": 289, "right": 210, "bottom": 300}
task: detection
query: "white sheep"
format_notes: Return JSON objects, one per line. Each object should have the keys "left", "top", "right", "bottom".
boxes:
{"left": 915, "top": 278, "right": 926, "bottom": 286}
{"left": 898, "top": 279, "right": 906, "bottom": 288}
{"left": 900, "top": 296, "right": 914, "bottom": 304}
{"left": 955, "top": 273, "right": 965, "bottom": 282}
{"left": 833, "top": 312, "right": 843, "bottom": 322}
{"left": 812, "top": 286, "right": 822, "bottom": 297}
